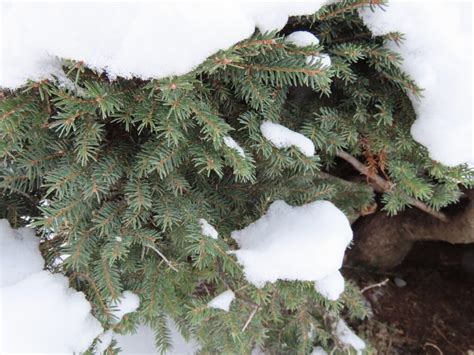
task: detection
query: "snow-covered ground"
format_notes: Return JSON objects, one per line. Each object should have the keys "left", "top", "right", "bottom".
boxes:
{"left": 0, "top": 219, "right": 103, "bottom": 353}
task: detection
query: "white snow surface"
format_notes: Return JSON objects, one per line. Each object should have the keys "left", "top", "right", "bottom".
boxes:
{"left": 360, "top": 2, "right": 473, "bottom": 166}
{"left": 0, "top": 219, "right": 43, "bottom": 287}
{"left": 335, "top": 319, "right": 366, "bottom": 354}
{"left": 110, "top": 290, "right": 140, "bottom": 323}
{"left": 95, "top": 330, "right": 114, "bottom": 354}
{"left": 224, "top": 136, "right": 246, "bottom": 157}
{"left": 313, "top": 53, "right": 331, "bottom": 68}
{"left": 114, "top": 317, "right": 199, "bottom": 354}
{"left": 231, "top": 200, "right": 352, "bottom": 287}
{"left": 0, "top": 219, "right": 103, "bottom": 353}
{"left": 285, "top": 30, "right": 332, "bottom": 67}
{"left": 261, "top": 121, "right": 315, "bottom": 157}
{"left": 314, "top": 270, "right": 345, "bottom": 301}
{"left": 286, "top": 30, "right": 320, "bottom": 47}
{"left": 208, "top": 289, "right": 235, "bottom": 311}
{"left": 0, "top": 1, "right": 329, "bottom": 89}
{"left": 199, "top": 218, "right": 219, "bottom": 239}
{"left": 311, "top": 346, "right": 328, "bottom": 355}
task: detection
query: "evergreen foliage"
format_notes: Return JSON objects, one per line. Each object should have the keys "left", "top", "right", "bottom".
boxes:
{"left": 0, "top": 1, "right": 472, "bottom": 353}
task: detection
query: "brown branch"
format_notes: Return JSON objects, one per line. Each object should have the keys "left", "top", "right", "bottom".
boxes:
{"left": 336, "top": 150, "right": 449, "bottom": 222}
{"left": 361, "top": 278, "right": 389, "bottom": 293}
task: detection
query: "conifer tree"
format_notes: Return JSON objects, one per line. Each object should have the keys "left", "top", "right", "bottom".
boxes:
{"left": 1, "top": 1, "right": 472, "bottom": 353}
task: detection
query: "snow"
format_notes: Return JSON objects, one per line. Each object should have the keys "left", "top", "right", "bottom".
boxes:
{"left": 285, "top": 30, "right": 332, "bottom": 67}
{"left": 0, "top": 2, "right": 329, "bottom": 89}
{"left": 286, "top": 31, "right": 320, "bottom": 47}
{"left": 230, "top": 200, "right": 352, "bottom": 287}
{"left": 314, "top": 270, "right": 345, "bottom": 301}
{"left": 314, "top": 53, "right": 331, "bottom": 68}
{"left": 0, "top": 219, "right": 103, "bottom": 353}
{"left": 224, "top": 136, "right": 246, "bottom": 157}
{"left": 110, "top": 290, "right": 140, "bottom": 323}
{"left": 114, "top": 318, "right": 199, "bottom": 354}
{"left": 95, "top": 330, "right": 114, "bottom": 354}
{"left": 311, "top": 346, "right": 328, "bottom": 355}
{"left": 260, "top": 121, "right": 315, "bottom": 157}
{"left": 335, "top": 319, "right": 366, "bottom": 354}
{"left": 0, "top": 219, "right": 43, "bottom": 287}
{"left": 360, "top": 3, "right": 473, "bottom": 166}
{"left": 199, "top": 218, "right": 219, "bottom": 239}
{"left": 208, "top": 289, "right": 235, "bottom": 312}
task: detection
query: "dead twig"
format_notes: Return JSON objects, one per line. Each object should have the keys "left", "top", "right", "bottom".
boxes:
{"left": 242, "top": 306, "right": 259, "bottom": 332}
{"left": 147, "top": 245, "right": 179, "bottom": 272}
{"left": 336, "top": 150, "right": 449, "bottom": 223}
{"left": 361, "top": 278, "right": 390, "bottom": 293}
{"left": 424, "top": 342, "right": 444, "bottom": 355}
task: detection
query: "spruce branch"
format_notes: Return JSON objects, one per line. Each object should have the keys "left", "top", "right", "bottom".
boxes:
{"left": 336, "top": 150, "right": 449, "bottom": 222}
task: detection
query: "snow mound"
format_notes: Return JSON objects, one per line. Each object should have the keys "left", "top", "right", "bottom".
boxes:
{"left": 314, "top": 270, "right": 345, "bottom": 301}
{"left": 0, "top": 219, "right": 43, "bottom": 287}
{"left": 111, "top": 290, "right": 140, "bottom": 323}
{"left": 208, "top": 289, "right": 235, "bottom": 311}
{"left": 360, "top": 3, "right": 473, "bottom": 166}
{"left": 0, "top": 2, "right": 328, "bottom": 89}
{"left": 1, "top": 272, "right": 103, "bottom": 353}
{"left": 335, "top": 319, "right": 366, "bottom": 354}
{"left": 261, "top": 121, "right": 315, "bottom": 157}
{"left": 115, "top": 317, "right": 199, "bottom": 354}
{"left": 231, "top": 200, "right": 352, "bottom": 287}
{"left": 0, "top": 219, "right": 103, "bottom": 353}
{"left": 199, "top": 218, "right": 219, "bottom": 239}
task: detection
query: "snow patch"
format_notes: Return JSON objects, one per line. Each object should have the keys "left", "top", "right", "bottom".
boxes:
{"left": 0, "top": 219, "right": 43, "bottom": 287}
{"left": 95, "top": 330, "right": 114, "bottom": 354}
{"left": 314, "top": 270, "right": 345, "bottom": 301}
{"left": 114, "top": 317, "right": 199, "bottom": 354}
{"left": 0, "top": 2, "right": 329, "bottom": 89}
{"left": 199, "top": 218, "right": 219, "bottom": 239}
{"left": 335, "top": 319, "right": 366, "bottom": 354}
{"left": 230, "top": 200, "right": 352, "bottom": 287}
{"left": 110, "top": 290, "right": 140, "bottom": 323}
{"left": 286, "top": 30, "right": 320, "bottom": 47}
{"left": 285, "top": 30, "right": 332, "bottom": 67}
{"left": 224, "top": 136, "right": 246, "bottom": 157}
{"left": 0, "top": 219, "right": 103, "bottom": 353}
{"left": 312, "top": 346, "right": 328, "bottom": 355}
{"left": 261, "top": 121, "right": 315, "bottom": 157}
{"left": 360, "top": 3, "right": 473, "bottom": 166}
{"left": 208, "top": 289, "right": 235, "bottom": 312}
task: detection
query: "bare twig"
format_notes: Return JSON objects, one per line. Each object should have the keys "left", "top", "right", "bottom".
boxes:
{"left": 361, "top": 278, "right": 390, "bottom": 293}
{"left": 147, "top": 245, "right": 179, "bottom": 272}
{"left": 242, "top": 306, "right": 259, "bottom": 332}
{"left": 432, "top": 315, "right": 465, "bottom": 354}
{"left": 336, "top": 150, "right": 449, "bottom": 222}
{"left": 424, "top": 342, "right": 443, "bottom": 355}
